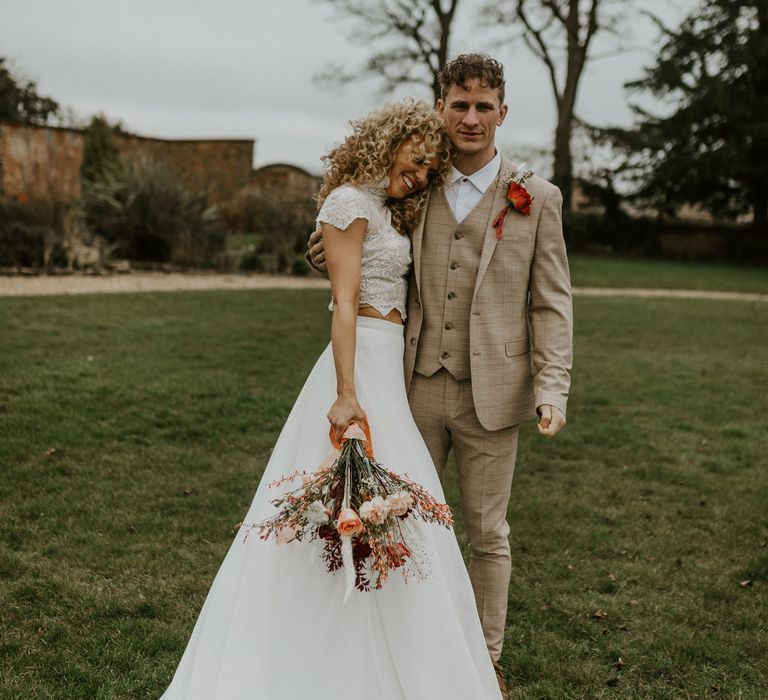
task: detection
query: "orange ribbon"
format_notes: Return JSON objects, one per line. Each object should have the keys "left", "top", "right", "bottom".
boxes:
{"left": 492, "top": 207, "right": 509, "bottom": 240}
{"left": 329, "top": 418, "right": 374, "bottom": 458}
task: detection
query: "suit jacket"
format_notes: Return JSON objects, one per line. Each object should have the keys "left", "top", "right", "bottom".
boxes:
{"left": 403, "top": 154, "right": 573, "bottom": 431}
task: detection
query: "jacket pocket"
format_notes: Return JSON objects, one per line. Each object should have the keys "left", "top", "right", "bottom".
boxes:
{"left": 505, "top": 337, "right": 530, "bottom": 357}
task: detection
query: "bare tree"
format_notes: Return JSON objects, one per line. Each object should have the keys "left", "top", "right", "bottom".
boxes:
{"left": 318, "top": 0, "right": 460, "bottom": 103}
{"left": 486, "top": 0, "right": 624, "bottom": 212}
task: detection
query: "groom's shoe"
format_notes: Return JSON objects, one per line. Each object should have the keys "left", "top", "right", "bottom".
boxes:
{"left": 492, "top": 661, "right": 510, "bottom": 700}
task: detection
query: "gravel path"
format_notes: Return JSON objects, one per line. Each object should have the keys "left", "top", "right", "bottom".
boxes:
{"left": 0, "top": 273, "right": 329, "bottom": 297}
{"left": 570, "top": 286, "right": 767, "bottom": 303}
{"left": 0, "top": 272, "right": 765, "bottom": 302}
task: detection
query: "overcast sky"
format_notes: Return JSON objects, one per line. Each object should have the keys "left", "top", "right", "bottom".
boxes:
{"left": 1, "top": 0, "right": 696, "bottom": 175}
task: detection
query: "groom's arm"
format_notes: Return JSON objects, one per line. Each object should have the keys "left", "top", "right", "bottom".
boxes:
{"left": 527, "top": 184, "right": 573, "bottom": 431}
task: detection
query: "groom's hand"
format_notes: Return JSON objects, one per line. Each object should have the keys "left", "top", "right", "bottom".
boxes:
{"left": 306, "top": 228, "right": 328, "bottom": 272}
{"left": 537, "top": 404, "right": 566, "bottom": 438}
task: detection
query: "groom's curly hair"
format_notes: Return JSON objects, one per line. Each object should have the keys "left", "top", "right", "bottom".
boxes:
{"left": 318, "top": 99, "right": 454, "bottom": 235}
{"left": 438, "top": 53, "right": 506, "bottom": 104}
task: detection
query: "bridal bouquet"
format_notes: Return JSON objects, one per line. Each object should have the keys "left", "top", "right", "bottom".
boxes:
{"left": 239, "top": 421, "right": 453, "bottom": 599}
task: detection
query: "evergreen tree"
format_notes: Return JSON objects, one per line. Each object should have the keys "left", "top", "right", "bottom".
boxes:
{"left": 80, "top": 115, "right": 122, "bottom": 183}
{"left": 607, "top": 0, "right": 768, "bottom": 231}
{"left": 0, "top": 57, "right": 59, "bottom": 125}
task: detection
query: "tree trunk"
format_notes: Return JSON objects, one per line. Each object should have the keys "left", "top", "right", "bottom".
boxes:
{"left": 552, "top": 0, "right": 593, "bottom": 215}
{"left": 752, "top": 2, "right": 768, "bottom": 234}
{"left": 431, "top": 0, "right": 457, "bottom": 105}
{"left": 553, "top": 112, "right": 573, "bottom": 214}
{"left": 432, "top": 75, "right": 441, "bottom": 105}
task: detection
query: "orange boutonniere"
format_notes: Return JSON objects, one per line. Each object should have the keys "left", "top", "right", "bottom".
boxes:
{"left": 491, "top": 164, "right": 534, "bottom": 239}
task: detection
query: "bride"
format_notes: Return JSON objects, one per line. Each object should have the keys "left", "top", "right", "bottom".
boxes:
{"left": 159, "top": 100, "right": 502, "bottom": 700}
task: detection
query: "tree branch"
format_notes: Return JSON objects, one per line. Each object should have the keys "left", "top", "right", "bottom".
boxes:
{"left": 316, "top": 0, "right": 456, "bottom": 100}
{"left": 516, "top": 0, "right": 562, "bottom": 98}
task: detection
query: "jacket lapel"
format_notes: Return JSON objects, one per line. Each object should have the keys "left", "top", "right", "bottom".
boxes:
{"left": 472, "top": 155, "right": 525, "bottom": 301}
{"left": 472, "top": 162, "right": 506, "bottom": 301}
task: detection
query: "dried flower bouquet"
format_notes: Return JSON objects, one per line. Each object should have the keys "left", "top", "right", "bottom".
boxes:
{"left": 239, "top": 421, "right": 453, "bottom": 600}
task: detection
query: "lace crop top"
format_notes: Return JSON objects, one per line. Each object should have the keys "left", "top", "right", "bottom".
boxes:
{"left": 317, "top": 184, "right": 412, "bottom": 320}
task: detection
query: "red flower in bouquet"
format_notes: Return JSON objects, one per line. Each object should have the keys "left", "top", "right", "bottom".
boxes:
{"left": 318, "top": 524, "right": 339, "bottom": 542}
{"left": 491, "top": 164, "right": 534, "bottom": 240}
{"left": 352, "top": 538, "right": 372, "bottom": 560}
{"left": 388, "top": 542, "right": 411, "bottom": 568}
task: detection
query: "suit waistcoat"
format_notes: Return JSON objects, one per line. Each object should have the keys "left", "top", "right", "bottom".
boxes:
{"left": 414, "top": 179, "right": 499, "bottom": 380}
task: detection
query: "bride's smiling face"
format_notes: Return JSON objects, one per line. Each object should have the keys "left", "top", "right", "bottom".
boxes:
{"left": 385, "top": 138, "right": 440, "bottom": 199}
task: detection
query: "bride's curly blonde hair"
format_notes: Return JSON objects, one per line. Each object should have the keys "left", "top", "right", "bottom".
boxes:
{"left": 318, "top": 99, "right": 454, "bottom": 235}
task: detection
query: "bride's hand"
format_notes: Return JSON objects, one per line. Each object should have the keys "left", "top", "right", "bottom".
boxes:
{"left": 327, "top": 395, "right": 366, "bottom": 443}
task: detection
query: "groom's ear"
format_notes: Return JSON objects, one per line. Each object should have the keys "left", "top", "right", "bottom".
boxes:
{"left": 497, "top": 103, "right": 509, "bottom": 126}
{"left": 436, "top": 99, "right": 445, "bottom": 114}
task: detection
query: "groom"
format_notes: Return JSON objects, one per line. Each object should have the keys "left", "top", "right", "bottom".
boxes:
{"left": 309, "top": 54, "right": 572, "bottom": 698}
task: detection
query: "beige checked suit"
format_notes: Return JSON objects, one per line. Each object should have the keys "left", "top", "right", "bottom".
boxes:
{"left": 403, "top": 154, "right": 573, "bottom": 660}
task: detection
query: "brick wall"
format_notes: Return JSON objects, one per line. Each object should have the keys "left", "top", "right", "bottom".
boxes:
{"left": 0, "top": 121, "right": 254, "bottom": 204}
{"left": 119, "top": 136, "right": 254, "bottom": 202}
{"left": 0, "top": 123, "right": 84, "bottom": 201}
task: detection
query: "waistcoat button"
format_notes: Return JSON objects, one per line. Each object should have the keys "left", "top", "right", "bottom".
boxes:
{"left": 454, "top": 231, "right": 463, "bottom": 239}
{"left": 410, "top": 337, "right": 416, "bottom": 345}
{"left": 447, "top": 292, "right": 456, "bottom": 300}
{"left": 444, "top": 322, "right": 453, "bottom": 330}
{"left": 441, "top": 351, "right": 449, "bottom": 359}
{"left": 450, "top": 261, "right": 458, "bottom": 270}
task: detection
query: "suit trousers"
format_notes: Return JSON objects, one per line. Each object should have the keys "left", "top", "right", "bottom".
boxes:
{"left": 408, "top": 368, "right": 519, "bottom": 661}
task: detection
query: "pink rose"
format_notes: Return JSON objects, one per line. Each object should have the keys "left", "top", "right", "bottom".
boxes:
{"left": 385, "top": 492, "right": 413, "bottom": 517}
{"left": 336, "top": 508, "right": 364, "bottom": 537}
{"left": 275, "top": 524, "right": 300, "bottom": 546}
{"left": 359, "top": 496, "right": 391, "bottom": 525}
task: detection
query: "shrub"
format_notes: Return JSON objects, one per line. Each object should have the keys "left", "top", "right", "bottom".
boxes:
{"left": 0, "top": 217, "right": 44, "bottom": 267}
{"left": 239, "top": 251, "right": 265, "bottom": 272}
{"left": 226, "top": 185, "right": 314, "bottom": 273}
{"left": 82, "top": 160, "right": 225, "bottom": 266}
{"left": 291, "top": 256, "right": 310, "bottom": 276}
{"left": 564, "top": 212, "right": 660, "bottom": 256}
{"left": 0, "top": 198, "right": 71, "bottom": 269}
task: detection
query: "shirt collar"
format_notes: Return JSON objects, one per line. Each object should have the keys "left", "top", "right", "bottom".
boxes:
{"left": 449, "top": 151, "right": 502, "bottom": 193}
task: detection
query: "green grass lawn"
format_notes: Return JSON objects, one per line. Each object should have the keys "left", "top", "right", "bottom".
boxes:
{"left": 569, "top": 254, "right": 768, "bottom": 294}
{"left": 1, "top": 289, "right": 767, "bottom": 699}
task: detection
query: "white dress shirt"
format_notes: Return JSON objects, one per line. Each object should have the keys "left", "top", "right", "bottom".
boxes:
{"left": 443, "top": 151, "right": 502, "bottom": 223}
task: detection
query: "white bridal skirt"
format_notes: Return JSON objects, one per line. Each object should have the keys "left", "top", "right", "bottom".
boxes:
{"left": 160, "top": 317, "right": 502, "bottom": 700}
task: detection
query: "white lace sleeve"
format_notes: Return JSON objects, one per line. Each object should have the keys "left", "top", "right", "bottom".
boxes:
{"left": 317, "top": 186, "right": 370, "bottom": 231}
